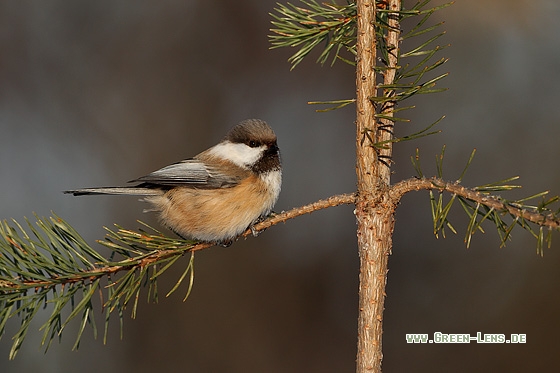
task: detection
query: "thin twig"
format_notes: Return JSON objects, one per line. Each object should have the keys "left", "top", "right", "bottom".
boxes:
{"left": 390, "top": 177, "right": 560, "bottom": 228}
{"left": 245, "top": 192, "right": 357, "bottom": 234}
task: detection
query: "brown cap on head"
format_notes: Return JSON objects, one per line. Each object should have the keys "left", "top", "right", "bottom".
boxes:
{"left": 226, "top": 119, "right": 277, "bottom": 148}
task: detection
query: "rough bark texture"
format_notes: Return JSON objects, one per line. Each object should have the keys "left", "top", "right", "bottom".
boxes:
{"left": 355, "top": 1, "right": 400, "bottom": 372}
{"left": 355, "top": 196, "right": 396, "bottom": 373}
{"left": 355, "top": 0, "right": 386, "bottom": 371}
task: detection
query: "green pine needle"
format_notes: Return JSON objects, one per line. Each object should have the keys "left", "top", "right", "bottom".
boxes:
{"left": 415, "top": 149, "right": 560, "bottom": 253}
{"left": 271, "top": 0, "right": 450, "bottom": 156}
{"left": 0, "top": 215, "right": 197, "bottom": 359}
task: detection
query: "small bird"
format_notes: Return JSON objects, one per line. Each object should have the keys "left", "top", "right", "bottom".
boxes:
{"left": 65, "top": 119, "right": 282, "bottom": 245}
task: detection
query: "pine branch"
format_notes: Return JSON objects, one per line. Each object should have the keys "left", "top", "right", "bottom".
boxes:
{"left": 246, "top": 192, "right": 357, "bottom": 233}
{"left": 0, "top": 215, "right": 197, "bottom": 359}
{"left": 270, "top": 0, "right": 450, "bottom": 156}
{"left": 269, "top": 0, "right": 357, "bottom": 70}
{"left": 406, "top": 146, "right": 560, "bottom": 254}
{"left": 390, "top": 177, "right": 560, "bottom": 255}
{"left": 0, "top": 195, "right": 356, "bottom": 359}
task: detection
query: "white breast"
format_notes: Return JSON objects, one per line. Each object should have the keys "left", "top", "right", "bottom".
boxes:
{"left": 261, "top": 170, "right": 282, "bottom": 204}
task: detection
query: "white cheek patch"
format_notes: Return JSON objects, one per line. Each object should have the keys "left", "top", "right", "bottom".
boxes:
{"left": 207, "top": 141, "right": 265, "bottom": 168}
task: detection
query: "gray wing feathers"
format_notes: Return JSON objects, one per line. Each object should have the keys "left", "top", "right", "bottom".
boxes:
{"left": 132, "top": 159, "right": 240, "bottom": 188}
{"left": 66, "top": 159, "right": 240, "bottom": 196}
{"left": 131, "top": 160, "right": 209, "bottom": 186}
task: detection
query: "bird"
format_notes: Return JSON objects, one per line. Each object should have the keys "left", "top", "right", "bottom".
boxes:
{"left": 65, "top": 119, "right": 282, "bottom": 245}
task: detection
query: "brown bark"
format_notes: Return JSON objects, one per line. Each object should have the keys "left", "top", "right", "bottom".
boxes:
{"left": 355, "top": 1, "right": 401, "bottom": 372}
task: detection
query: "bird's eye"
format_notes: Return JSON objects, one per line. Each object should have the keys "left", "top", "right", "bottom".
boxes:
{"left": 248, "top": 140, "right": 259, "bottom": 148}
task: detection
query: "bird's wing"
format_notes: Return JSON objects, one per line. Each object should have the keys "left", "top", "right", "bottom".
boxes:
{"left": 130, "top": 159, "right": 241, "bottom": 188}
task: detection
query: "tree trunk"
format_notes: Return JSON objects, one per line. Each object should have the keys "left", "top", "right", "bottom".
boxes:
{"left": 355, "top": 201, "right": 395, "bottom": 372}
{"left": 355, "top": 0, "right": 400, "bottom": 371}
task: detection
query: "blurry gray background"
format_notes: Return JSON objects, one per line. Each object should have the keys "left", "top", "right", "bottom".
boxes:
{"left": 1, "top": 1, "right": 560, "bottom": 372}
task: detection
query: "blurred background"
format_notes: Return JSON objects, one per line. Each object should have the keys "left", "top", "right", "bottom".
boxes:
{"left": 1, "top": 0, "right": 560, "bottom": 372}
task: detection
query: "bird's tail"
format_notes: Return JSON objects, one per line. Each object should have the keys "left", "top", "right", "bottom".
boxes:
{"left": 64, "top": 187, "right": 161, "bottom": 196}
